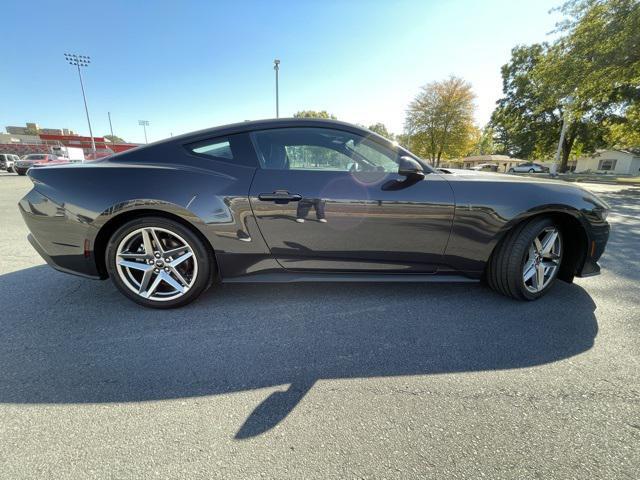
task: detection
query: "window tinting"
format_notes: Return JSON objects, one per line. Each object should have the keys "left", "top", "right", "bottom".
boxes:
{"left": 191, "top": 140, "right": 233, "bottom": 160}
{"left": 251, "top": 127, "right": 400, "bottom": 173}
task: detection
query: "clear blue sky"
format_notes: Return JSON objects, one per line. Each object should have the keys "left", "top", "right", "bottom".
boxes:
{"left": 0, "top": 0, "right": 560, "bottom": 144}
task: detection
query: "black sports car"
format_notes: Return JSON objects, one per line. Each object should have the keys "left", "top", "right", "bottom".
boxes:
{"left": 19, "top": 119, "right": 610, "bottom": 308}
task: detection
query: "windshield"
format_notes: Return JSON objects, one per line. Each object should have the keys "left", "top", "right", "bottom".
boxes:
{"left": 25, "top": 155, "right": 46, "bottom": 160}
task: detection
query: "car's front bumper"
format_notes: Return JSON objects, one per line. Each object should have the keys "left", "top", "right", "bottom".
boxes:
{"left": 576, "top": 222, "right": 609, "bottom": 278}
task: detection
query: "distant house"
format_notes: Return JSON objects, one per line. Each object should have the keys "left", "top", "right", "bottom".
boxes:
{"left": 457, "top": 155, "right": 527, "bottom": 172}
{"left": 575, "top": 149, "right": 640, "bottom": 176}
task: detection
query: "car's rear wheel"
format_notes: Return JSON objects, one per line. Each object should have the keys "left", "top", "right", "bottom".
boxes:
{"left": 486, "top": 217, "right": 563, "bottom": 300}
{"left": 16, "top": 169, "right": 26, "bottom": 176}
{"left": 106, "top": 217, "right": 213, "bottom": 308}
{"left": 528, "top": 168, "right": 535, "bottom": 173}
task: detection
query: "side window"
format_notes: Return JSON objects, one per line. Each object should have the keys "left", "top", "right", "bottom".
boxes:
{"left": 285, "top": 145, "right": 352, "bottom": 171}
{"left": 251, "top": 127, "right": 399, "bottom": 173}
{"left": 186, "top": 134, "right": 258, "bottom": 168}
{"left": 347, "top": 139, "right": 398, "bottom": 173}
{"left": 190, "top": 139, "right": 233, "bottom": 160}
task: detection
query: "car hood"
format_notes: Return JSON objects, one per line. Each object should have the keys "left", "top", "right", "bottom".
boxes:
{"left": 439, "top": 168, "right": 558, "bottom": 184}
{"left": 436, "top": 169, "right": 610, "bottom": 209}
{"left": 17, "top": 159, "right": 46, "bottom": 164}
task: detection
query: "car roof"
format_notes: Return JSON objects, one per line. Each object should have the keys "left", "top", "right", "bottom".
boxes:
{"left": 153, "top": 118, "right": 384, "bottom": 147}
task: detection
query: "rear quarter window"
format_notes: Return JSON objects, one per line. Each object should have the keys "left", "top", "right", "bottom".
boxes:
{"left": 186, "top": 133, "right": 258, "bottom": 168}
{"left": 192, "top": 140, "right": 233, "bottom": 159}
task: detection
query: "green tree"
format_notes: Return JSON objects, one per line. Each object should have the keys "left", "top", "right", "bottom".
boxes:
{"left": 469, "top": 126, "right": 499, "bottom": 156}
{"left": 395, "top": 133, "right": 411, "bottom": 148}
{"left": 405, "top": 76, "right": 476, "bottom": 166}
{"left": 293, "top": 110, "right": 337, "bottom": 119}
{"left": 490, "top": 44, "right": 560, "bottom": 160}
{"left": 367, "top": 123, "right": 394, "bottom": 140}
{"left": 490, "top": 43, "right": 608, "bottom": 170}
{"left": 491, "top": 0, "right": 639, "bottom": 171}
{"left": 555, "top": 0, "right": 640, "bottom": 152}
{"left": 605, "top": 103, "right": 640, "bottom": 147}
{"left": 551, "top": 0, "right": 639, "bottom": 111}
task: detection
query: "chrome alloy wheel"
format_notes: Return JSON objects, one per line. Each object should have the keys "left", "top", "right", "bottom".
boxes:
{"left": 115, "top": 227, "right": 198, "bottom": 302}
{"left": 522, "top": 226, "right": 562, "bottom": 293}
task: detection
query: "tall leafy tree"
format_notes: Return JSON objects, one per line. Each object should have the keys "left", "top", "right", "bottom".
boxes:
{"left": 552, "top": 0, "right": 639, "bottom": 109}
{"left": 490, "top": 42, "right": 610, "bottom": 170}
{"left": 491, "top": 0, "right": 639, "bottom": 170}
{"left": 405, "top": 76, "right": 476, "bottom": 166}
{"left": 469, "top": 126, "right": 499, "bottom": 156}
{"left": 490, "top": 44, "right": 564, "bottom": 160}
{"left": 367, "top": 123, "right": 394, "bottom": 140}
{"left": 293, "top": 110, "right": 337, "bottom": 119}
{"left": 551, "top": 0, "right": 640, "bottom": 150}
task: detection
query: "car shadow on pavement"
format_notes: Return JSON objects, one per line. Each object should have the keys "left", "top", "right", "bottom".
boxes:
{"left": 0, "top": 266, "right": 598, "bottom": 439}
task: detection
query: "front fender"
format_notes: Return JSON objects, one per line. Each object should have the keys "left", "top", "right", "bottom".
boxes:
{"left": 442, "top": 177, "right": 605, "bottom": 276}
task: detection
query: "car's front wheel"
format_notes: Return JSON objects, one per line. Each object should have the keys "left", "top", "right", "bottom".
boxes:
{"left": 16, "top": 169, "right": 27, "bottom": 176}
{"left": 508, "top": 168, "right": 515, "bottom": 173}
{"left": 486, "top": 217, "right": 563, "bottom": 300}
{"left": 528, "top": 168, "right": 535, "bottom": 173}
{"left": 106, "top": 217, "right": 214, "bottom": 308}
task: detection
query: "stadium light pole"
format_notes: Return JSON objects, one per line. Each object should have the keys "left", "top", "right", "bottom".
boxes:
{"left": 64, "top": 53, "right": 96, "bottom": 155}
{"left": 138, "top": 120, "right": 150, "bottom": 144}
{"left": 273, "top": 59, "right": 280, "bottom": 118}
{"left": 108, "top": 112, "right": 115, "bottom": 140}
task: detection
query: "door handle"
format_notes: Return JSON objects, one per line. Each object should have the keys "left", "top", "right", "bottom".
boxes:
{"left": 258, "top": 191, "right": 302, "bottom": 204}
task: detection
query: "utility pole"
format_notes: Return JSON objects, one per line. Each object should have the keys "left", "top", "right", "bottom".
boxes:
{"left": 552, "top": 95, "right": 574, "bottom": 176}
{"left": 138, "top": 120, "right": 150, "bottom": 144}
{"left": 552, "top": 115, "right": 568, "bottom": 176}
{"left": 273, "top": 59, "right": 280, "bottom": 118}
{"left": 64, "top": 53, "right": 96, "bottom": 155}
{"left": 108, "top": 112, "right": 115, "bottom": 140}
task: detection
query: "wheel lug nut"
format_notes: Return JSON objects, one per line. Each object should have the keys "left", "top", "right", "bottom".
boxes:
{"left": 155, "top": 252, "right": 161, "bottom": 258}
{"left": 164, "top": 267, "right": 170, "bottom": 272}
{"left": 154, "top": 268, "right": 160, "bottom": 273}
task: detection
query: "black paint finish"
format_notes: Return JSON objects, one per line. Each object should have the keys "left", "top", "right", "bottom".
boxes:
{"left": 18, "top": 118, "right": 610, "bottom": 285}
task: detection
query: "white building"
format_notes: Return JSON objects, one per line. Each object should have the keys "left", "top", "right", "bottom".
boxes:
{"left": 0, "top": 133, "right": 42, "bottom": 144}
{"left": 457, "top": 155, "right": 527, "bottom": 172}
{"left": 575, "top": 149, "right": 640, "bottom": 176}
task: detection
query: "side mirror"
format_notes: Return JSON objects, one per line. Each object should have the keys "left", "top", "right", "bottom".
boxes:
{"left": 398, "top": 156, "right": 424, "bottom": 178}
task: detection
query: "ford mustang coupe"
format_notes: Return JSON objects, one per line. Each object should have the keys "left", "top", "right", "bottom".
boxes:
{"left": 19, "top": 119, "right": 610, "bottom": 308}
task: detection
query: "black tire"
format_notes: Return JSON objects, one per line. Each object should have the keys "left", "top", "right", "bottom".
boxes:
{"left": 7, "top": 167, "right": 13, "bottom": 173}
{"left": 528, "top": 168, "right": 535, "bottom": 173}
{"left": 16, "top": 169, "right": 27, "bottom": 176}
{"left": 485, "top": 217, "right": 562, "bottom": 300}
{"left": 508, "top": 168, "right": 515, "bottom": 173}
{"left": 106, "top": 216, "right": 214, "bottom": 308}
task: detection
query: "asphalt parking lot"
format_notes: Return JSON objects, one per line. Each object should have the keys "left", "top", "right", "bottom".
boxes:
{"left": 0, "top": 172, "right": 638, "bottom": 479}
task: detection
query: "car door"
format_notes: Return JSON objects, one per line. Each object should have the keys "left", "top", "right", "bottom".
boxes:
{"left": 248, "top": 127, "right": 455, "bottom": 273}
